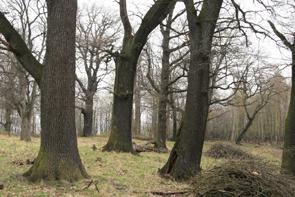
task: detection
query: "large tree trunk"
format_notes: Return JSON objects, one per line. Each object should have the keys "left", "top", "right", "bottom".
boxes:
{"left": 103, "top": 0, "right": 176, "bottom": 152}
{"left": 103, "top": 43, "right": 137, "bottom": 152}
{"left": 20, "top": 111, "right": 32, "bottom": 142}
{"left": 159, "top": 0, "right": 222, "bottom": 180}
{"left": 159, "top": 51, "right": 211, "bottom": 180}
{"left": 82, "top": 97, "right": 94, "bottom": 137}
{"left": 282, "top": 52, "right": 295, "bottom": 175}
{"left": 24, "top": 0, "right": 88, "bottom": 182}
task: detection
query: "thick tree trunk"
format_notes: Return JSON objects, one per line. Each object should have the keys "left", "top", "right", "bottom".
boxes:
{"left": 159, "top": 51, "right": 211, "bottom": 180}
{"left": 282, "top": 52, "right": 295, "bottom": 175}
{"left": 103, "top": 0, "right": 176, "bottom": 152}
{"left": 103, "top": 45, "right": 137, "bottom": 152}
{"left": 20, "top": 111, "right": 32, "bottom": 142}
{"left": 24, "top": 0, "right": 88, "bottom": 182}
{"left": 159, "top": 0, "right": 222, "bottom": 180}
{"left": 82, "top": 97, "right": 93, "bottom": 137}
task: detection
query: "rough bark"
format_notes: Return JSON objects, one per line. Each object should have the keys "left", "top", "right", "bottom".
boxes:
{"left": 22, "top": 0, "right": 87, "bottom": 181}
{"left": 159, "top": 0, "right": 223, "bottom": 180}
{"left": 103, "top": 0, "right": 176, "bottom": 152}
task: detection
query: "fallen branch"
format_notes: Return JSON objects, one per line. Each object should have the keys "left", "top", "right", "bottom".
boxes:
{"left": 82, "top": 180, "right": 99, "bottom": 192}
{"left": 150, "top": 189, "right": 192, "bottom": 196}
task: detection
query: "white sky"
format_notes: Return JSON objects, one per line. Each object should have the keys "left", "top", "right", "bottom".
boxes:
{"left": 78, "top": 0, "right": 292, "bottom": 78}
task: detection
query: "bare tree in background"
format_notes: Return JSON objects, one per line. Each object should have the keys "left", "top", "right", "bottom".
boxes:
{"left": 231, "top": 63, "right": 280, "bottom": 144}
{"left": 0, "top": 0, "right": 46, "bottom": 141}
{"left": 0, "top": 0, "right": 88, "bottom": 181}
{"left": 76, "top": 6, "right": 118, "bottom": 137}
{"left": 144, "top": 7, "right": 189, "bottom": 151}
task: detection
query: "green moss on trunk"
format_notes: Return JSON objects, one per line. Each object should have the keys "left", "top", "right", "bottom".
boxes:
{"left": 24, "top": 148, "right": 89, "bottom": 182}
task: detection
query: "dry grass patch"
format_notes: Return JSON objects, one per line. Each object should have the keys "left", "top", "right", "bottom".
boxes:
{"left": 0, "top": 135, "right": 286, "bottom": 196}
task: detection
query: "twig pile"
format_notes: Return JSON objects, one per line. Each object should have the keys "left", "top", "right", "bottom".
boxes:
{"left": 194, "top": 160, "right": 295, "bottom": 197}
{"left": 206, "top": 143, "right": 253, "bottom": 160}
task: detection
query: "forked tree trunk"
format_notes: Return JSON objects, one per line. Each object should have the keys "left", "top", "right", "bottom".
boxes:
{"left": 103, "top": 0, "right": 176, "bottom": 152}
{"left": 20, "top": 111, "right": 32, "bottom": 142}
{"left": 23, "top": 0, "right": 88, "bottom": 182}
{"left": 159, "top": 0, "right": 223, "bottom": 180}
{"left": 282, "top": 52, "right": 295, "bottom": 175}
{"left": 82, "top": 97, "right": 94, "bottom": 137}
{"left": 235, "top": 118, "right": 254, "bottom": 145}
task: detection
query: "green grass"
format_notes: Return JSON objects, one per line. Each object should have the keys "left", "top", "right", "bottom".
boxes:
{"left": 0, "top": 135, "right": 282, "bottom": 196}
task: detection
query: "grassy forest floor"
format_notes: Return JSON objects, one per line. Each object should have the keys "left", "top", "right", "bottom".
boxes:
{"left": 0, "top": 134, "right": 282, "bottom": 197}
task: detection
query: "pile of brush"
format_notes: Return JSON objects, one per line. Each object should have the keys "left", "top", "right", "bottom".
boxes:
{"left": 194, "top": 160, "right": 295, "bottom": 197}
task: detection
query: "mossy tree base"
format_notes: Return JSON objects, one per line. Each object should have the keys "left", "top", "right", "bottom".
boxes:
{"left": 281, "top": 147, "right": 295, "bottom": 176}
{"left": 102, "top": 140, "right": 134, "bottom": 153}
{"left": 159, "top": 142, "right": 200, "bottom": 181}
{"left": 153, "top": 142, "right": 168, "bottom": 153}
{"left": 23, "top": 149, "right": 89, "bottom": 182}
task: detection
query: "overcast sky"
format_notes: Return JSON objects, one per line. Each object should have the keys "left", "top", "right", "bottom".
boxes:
{"left": 78, "top": 0, "right": 292, "bottom": 77}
